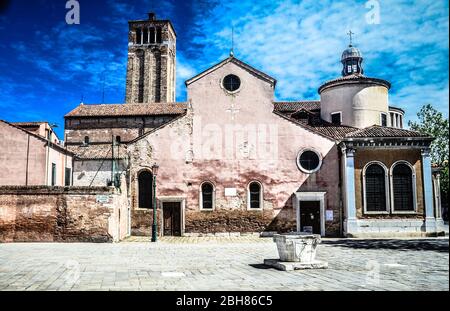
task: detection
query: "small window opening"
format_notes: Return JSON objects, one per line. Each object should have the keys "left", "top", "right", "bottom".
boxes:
{"left": 331, "top": 112, "right": 342, "bottom": 125}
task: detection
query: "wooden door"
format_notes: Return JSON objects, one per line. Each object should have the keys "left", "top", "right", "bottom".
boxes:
{"left": 163, "top": 202, "right": 182, "bottom": 236}
{"left": 300, "top": 201, "right": 321, "bottom": 234}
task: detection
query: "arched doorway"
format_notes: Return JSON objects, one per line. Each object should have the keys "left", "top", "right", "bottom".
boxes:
{"left": 138, "top": 171, "right": 153, "bottom": 209}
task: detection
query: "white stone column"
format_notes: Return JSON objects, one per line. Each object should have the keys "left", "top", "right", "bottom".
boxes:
{"left": 422, "top": 149, "right": 436, "bottom": 233}
{"left": 433, "top": 171, "right": 445, "bottom": 232}
{"left": 342, "top": 146, "right": 358, "bottom": 236}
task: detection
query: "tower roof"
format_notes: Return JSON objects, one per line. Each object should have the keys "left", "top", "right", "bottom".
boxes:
{"left": 318, "top": 74, "right": 391, "bottom": 94}
{"left": 341, "top": 45, "right": 363, "bottom": 61}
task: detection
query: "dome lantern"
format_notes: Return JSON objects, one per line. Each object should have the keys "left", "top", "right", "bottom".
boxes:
{"left": 341, "top": 31, "right": 364, "bottom": 76}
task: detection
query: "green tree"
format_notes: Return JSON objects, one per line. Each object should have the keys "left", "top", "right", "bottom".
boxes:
{"left": 409, "top": 104, "right": 449, "bottom": 201}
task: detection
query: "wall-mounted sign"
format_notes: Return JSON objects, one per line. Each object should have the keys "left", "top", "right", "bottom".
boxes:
{"left": 225, "top": 188, "right": 237, "bottom": 197}
{"left": 326, "top": 210, "right": 334, "bottom": 222}
{"left": 96, "top": 195, "right": 111, "bottom": 204}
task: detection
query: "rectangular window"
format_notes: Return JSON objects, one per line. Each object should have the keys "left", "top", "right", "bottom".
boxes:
{"left": 150, "top": 28, "right": 156, "bottom": 44}
{"left": 331, "top": 112, "right": 342, "bottom": 125}
{"left": 156, "top": 27, "right": 162, "bottom": 43}
{"left": 51, "top": 163, "right": 57, "bottom": 186}
{"left": 381, "top": 113, "right": 387, "bottom": 127}
{"left": 143, "top": 29, "right": 148, "bottom": 44}
{"left": 65, "top": 168, "right": 71, "bottom": 186}
{"left": 135, "top": 29, "right": 142, "bottom": 44}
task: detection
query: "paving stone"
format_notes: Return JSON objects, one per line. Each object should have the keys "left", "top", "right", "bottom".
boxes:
{"left": 0, "top": 237, "right": 448, "bottom": 291}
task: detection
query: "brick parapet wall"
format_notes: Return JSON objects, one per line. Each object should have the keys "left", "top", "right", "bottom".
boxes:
{"left": 0, "top": 186, "right": 113, "bottom": 195}
{"left": 0, "top": 186, "right": 128, "bottom": 243}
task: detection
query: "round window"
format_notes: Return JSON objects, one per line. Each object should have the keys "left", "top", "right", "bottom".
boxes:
{"left": 297, "top": 150, "right": 322, "bottom": 173}
{"left": 223, "top": 74, "right": 241, "bottom": 92}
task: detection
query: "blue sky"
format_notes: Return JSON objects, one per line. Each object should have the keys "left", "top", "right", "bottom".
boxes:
{"left": 0, "top": 0, "right": 448, "bottom": 138}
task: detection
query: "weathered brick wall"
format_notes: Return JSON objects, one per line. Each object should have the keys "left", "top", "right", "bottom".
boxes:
{"left": 185, "top": 210, "right": 295, "bottom": 234}
{"left": 0, "top": 186, "right": 127, "bottom": 243}
{"left": 131, "top": 209, "right": 157, "bottom": 236}
{"left": 125, "top": 20, "right": 176, "bottom": 103}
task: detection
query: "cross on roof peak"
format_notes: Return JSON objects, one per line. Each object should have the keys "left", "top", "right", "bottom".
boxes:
{"left": 230, "top": 26, "right": 235, "bottom": 57}
{"left": 347, "top": 30, "right": 355, "bottom": 47}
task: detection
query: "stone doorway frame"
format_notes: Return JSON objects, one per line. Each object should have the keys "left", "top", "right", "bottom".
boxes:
{"left": 293, "top": 192, "right": 326, "bottom": 237}
{"left": 158, "top": 196, "right": 186, "bottom": 237}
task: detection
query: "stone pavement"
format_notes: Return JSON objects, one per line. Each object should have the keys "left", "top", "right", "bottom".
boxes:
{"left": 0, "top": 237, "right": 448, "bottom": 291}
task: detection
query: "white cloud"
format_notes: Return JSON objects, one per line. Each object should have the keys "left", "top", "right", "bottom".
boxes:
{"left": 184, "top": 0, "right": 449, "bottom": 122}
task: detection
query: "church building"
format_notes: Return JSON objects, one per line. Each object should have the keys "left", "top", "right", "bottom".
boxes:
{"left": 64, "top": 13, "right": 445, "bottom": 238}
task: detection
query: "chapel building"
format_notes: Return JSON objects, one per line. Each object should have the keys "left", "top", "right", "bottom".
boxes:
{"left": 64, "top": 13, "right": 445, "bottom": 238}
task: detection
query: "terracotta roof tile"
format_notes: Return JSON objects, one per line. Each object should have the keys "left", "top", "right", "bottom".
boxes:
{"left": 345, "top": 125, "right": 431, "bottom": 139}
{"left": 273, "top": 111, "right": 357, "bottom": 140}
{"left": 273, "top": 110, "right": 431, "bottom": 141}
{"left": 273, "top": 101, "right": 321, "bottom": 113}
{"left": 12, "top": 122, "right": 47, "bottom": 127}
{"left": 65, "top": 103, "right": 187, "bottom": 118}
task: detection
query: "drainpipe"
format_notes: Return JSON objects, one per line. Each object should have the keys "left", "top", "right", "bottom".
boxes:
{"left": 45, "top": 129, "right": 50, "bottom": 186}
{"left": 25, "top": 135, "right": 30, "bottom": 186}
{"left": 111, "top": 135, "right": 115, "bottom": 186}
{"left": 338, "top": 144, "right": 344, "bottom": 237}
{"left": 128, "top": 168, "right": 132, "bottom": 237}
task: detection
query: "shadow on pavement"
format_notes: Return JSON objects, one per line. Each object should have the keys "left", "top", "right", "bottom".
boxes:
{"left": 249, "top": 264, "right": 273, "bottom": 270}
{"left": 322, "top": 239, "right": 449, "bottom": 253}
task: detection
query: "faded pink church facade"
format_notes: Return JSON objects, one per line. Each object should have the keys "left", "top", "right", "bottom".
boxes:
{"left": 64, "top": 13, "right": 445, "bottom": 238}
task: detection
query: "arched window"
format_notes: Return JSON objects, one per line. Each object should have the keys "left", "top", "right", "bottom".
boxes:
{"left": 84, "top": 136, "right": 90, "bottom": 145}
{"left": 391, "top": 162, "right": 416, "bottom": 212}
{"left": 364, "top": 163, "right": 389, "bottom": 213}
{"left": 135, "top": 29, "right": 142, "bottom": 44}
{"left": 138, "top": 171, "right": 153, "bottom": 209}
{"left": 200, "top": 182, "right": 214, "bottom": 210}
{"left": 248, "top": 182, "right": 263, "bottom": 210}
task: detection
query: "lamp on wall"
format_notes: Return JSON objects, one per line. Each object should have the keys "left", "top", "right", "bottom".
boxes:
{"left": 151, "top": 164, "right": 159, "bottom": 242}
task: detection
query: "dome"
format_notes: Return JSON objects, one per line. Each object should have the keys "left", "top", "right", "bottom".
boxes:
{"left": 341, "top": 45, "right": 362, "bottom": 61}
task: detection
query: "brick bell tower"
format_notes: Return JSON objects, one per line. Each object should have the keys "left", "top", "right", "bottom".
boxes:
{"left": 125, "top": 13, "right": 176, "bottom": 104}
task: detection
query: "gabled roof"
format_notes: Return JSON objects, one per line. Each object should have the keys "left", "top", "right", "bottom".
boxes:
{"left": 272, "top": 107, "right": 432, "bottom": 142}
{"left": 185, "top": 56, "right": 277, "bottom": 87}
{"left": 0, "top": 120, "right": 73, "bottom": 155}
{"left": 65, "top": 103, "right": 188, "bottom": 118}
{"left": 12, "top": 121, "right": 48, "bottom": 127}
{"left": 273, "top": 110, "right": 357, "bottom": 141}
{"left": 344, "top": 125, "right": 432, "bottom": 139}
{"left": 273, "top": 101, "right": 321, "bottom": 113}
{"left": 290, "top": 108, "right": 318, "bottom": 119}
